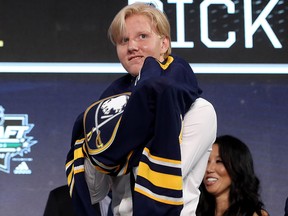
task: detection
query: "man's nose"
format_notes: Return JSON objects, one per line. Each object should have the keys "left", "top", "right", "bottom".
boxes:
{"left": 128, "top": 39, "right": 139, "bottom": 52}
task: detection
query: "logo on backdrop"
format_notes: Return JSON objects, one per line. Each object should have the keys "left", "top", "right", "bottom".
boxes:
{"left": 0, "top": 106, "right": 37, "bottom": 174}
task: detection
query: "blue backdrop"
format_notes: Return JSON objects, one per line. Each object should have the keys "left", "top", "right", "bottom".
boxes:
{"left": 0, "top": 73, "right": 287, "bottom": 216}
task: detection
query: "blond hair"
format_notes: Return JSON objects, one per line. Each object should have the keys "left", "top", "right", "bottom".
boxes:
{"left": 108, "top": 2, "right": 171, "bottom": 58}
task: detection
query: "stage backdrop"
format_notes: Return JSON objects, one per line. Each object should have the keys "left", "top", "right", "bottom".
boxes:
{"left": 0, "top": 1, "right": 288, "bottom": 216}
{"left": 0, "top": 0, "right": 287, "bottom": 72}
{"left": 1, "top": 73, "right": 288, "bottom": 216}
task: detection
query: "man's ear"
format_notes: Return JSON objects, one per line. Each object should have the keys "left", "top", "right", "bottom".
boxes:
{"left": 161, "top": 36, "right": 170, "bottom": 53}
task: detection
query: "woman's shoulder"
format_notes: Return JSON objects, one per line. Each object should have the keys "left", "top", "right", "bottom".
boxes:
{"left": 252, "top": 209, "right": 269, "bottom": 216}
{"left": 261, "top": 210, "right": 269, "bottom": 216}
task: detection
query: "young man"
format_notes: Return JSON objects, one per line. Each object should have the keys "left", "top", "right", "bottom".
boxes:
{"left": 66, "top": 3, "right": 217, "bottom": 215}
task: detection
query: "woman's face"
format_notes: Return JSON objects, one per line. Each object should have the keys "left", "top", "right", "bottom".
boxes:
{"left": 203, "top": 144, "right": 232, "bottom": 198}
{"left": 116, "top": 14, "right": 169, "bottom": 77}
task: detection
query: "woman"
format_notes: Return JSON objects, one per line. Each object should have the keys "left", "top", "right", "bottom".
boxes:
{"left": 196, "top": 135, "right": 269, "bottom": 216}
{"left": 66, "top": 3, "right": 217, "bottom": 215}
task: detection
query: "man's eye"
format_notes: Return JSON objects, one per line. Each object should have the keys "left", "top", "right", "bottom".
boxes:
{"left": 140, "top": 34, "right": 147, "bottom": 39}
{"left": 121, "top": 38, "right": 129, "bottom": 43}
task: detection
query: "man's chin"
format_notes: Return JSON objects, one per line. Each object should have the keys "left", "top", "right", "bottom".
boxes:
{"left": 126, "top": 66, "right": 142, "bottom": 77}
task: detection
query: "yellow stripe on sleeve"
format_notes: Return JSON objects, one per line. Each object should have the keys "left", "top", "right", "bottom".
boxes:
{"left": 137, "top": 161, "right": 182, "bottom": 190}
{"left": 144, "top": 147, "right": 181, "bottom": 166}
{"left": 74, "top": 147, "right": 84, "bottom": 160}
{"left": 134, "top": 184, "right": 183, "bottom": 205}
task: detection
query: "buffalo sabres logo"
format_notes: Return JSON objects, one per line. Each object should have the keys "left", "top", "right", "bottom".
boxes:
{"left": 101, "top": 95, "right": 129, "bottom": 115}
{"left": 83, "top": 93, "right": 130, "bottom": 154}
{"left": 0, "top": 106, "right": 37, "bottom": 174}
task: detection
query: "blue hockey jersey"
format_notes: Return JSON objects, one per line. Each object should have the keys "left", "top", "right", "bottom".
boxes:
{"left": 66, "top": 55, "right": 201, "bottom": 215}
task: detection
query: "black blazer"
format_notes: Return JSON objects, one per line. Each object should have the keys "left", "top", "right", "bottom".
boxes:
{"left": 43, "top": 185, "right": 102, "bottom": 216}
{"left": 43, "top": 184, "right": 110, "bottom": 216}
{"left": 43, "top": 185, "right": 77, "bottom": 216}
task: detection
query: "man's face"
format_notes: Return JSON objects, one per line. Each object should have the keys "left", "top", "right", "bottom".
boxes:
{"left": 116, "top": 14, "right": 169, "bottom": 77}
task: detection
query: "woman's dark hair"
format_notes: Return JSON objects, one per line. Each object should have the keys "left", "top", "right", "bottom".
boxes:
{"left": 196, "top": 135, "right": 265, "bottom": 216}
